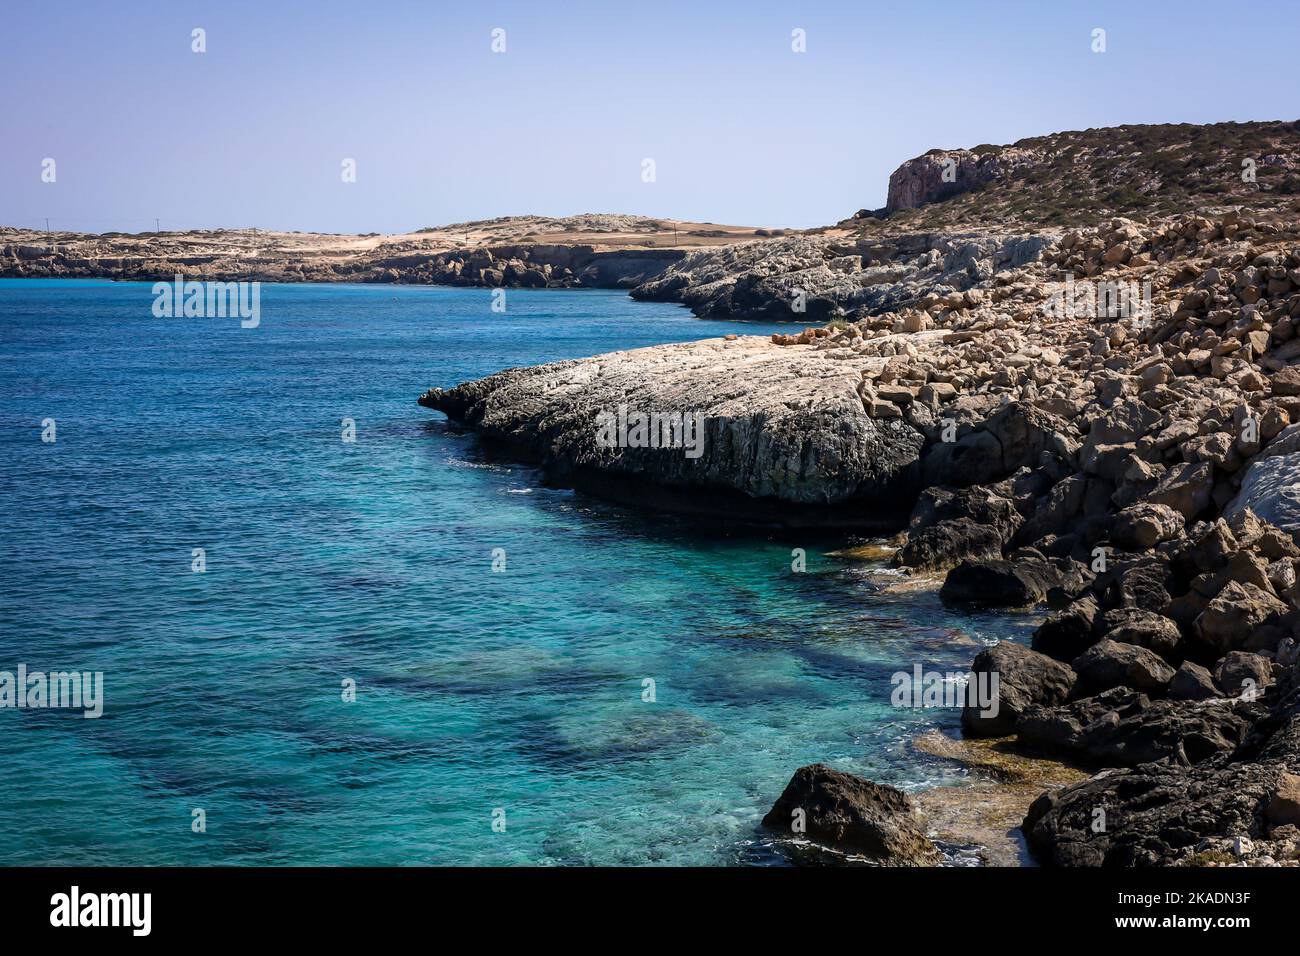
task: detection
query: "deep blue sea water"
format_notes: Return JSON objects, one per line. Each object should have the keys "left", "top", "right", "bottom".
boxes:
{"left": 0, "top": 279, "right": 1034, "bottom": 865}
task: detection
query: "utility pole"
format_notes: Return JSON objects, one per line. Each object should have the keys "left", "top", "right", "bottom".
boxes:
{"left": 155, "top": 218, "right": 161, "bottom": 234}
{"left": 44, "top": 218, "right": 50, "bottom": 236}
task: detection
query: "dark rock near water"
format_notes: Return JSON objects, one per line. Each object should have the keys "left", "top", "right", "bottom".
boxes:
{"left": 1017, "top": 689, "right": 1249, "bottom": 767}
{"left": 940, "top": 553, "right": 1083, "bottom": 608}
{"left": 896, "top": 486, "right": 1022, "bottom": 571}
{"left": 1023, "top": 759, "right": 1268, "bottom": 866}
{"left": 962, "top": 641, "right": 1077, "bottom": 737}
{"left": 1032, "top": 596, "right": 1100, "bottom": 662}
{"left": 761, "top": 764, "right": 940, "bottom": 864}
{"left": 1024, "top": 663, "right": 1300, "bottom": 865}
{"left": 900, "top": 518, "right": 1007, "bottom": 572}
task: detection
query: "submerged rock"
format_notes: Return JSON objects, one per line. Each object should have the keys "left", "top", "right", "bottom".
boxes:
{"left": 911, "top": 731, "right": 1089, "bottom": 866}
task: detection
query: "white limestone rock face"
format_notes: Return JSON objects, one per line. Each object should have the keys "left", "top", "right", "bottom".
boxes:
{"left": 1226, "top": 453, "right": 1300, "bottom": 541}
{"left": 419, "top": 336, "right": 925, "bottom": 522}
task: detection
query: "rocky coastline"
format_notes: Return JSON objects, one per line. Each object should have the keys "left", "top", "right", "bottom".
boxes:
{"left": 420, "top": 121, "right": 1300, "bottom": 866}
{"left": 0, "top": 214, "right": 770, "bottom": 290}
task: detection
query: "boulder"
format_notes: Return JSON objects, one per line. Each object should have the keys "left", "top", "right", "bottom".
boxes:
{"left": 1099, "top": 607, "right": 1182, "bottom": 658}
{"left": 1271, "top": 367, "right": 1300, "bottom": 397}
{"left": 1081, "top": 442, "right": 1135, "bottom": 483}
{"left": 962, "top": 641, "right": 1077, "bottom": 737}
{"left": 1172, "top": 519, "right": 1238, "bottom": 576}
{"left": 1111, "top": 502, "right": 1184, "bottom": 550}
{"left": 1143, "top": 461, "right": 1214, "bottom": 520}
{"left": 898, "top": 518, "right": 1006, "bottom": 571}
{"left": 920, "top": 402, "right": 1077, "bottom": 489}
{"left": 1032, "top": 596, "right": 1099, "bottom": 662}
{"left": 1016, "top": 474, "right": 1087, "bottom": 545}
{"left": 1192, "top": 581, "right": 1288, "bottom": 656}
{"left": 1169, "top": 661, "right": 1220, "bottom": 701}
{"left": 1191, "top": 550, "right": 1274, "bottom": 599}
{"left": 761, "top": 764, "right": 940, "bottom": 864}
{"left": 1266, "top": 773, "right": 1300, "bottom": 829}
{"left": 1213, "top": 651, "right": 1274, "bottom": 697}
{"left": 1085, "top": 398, "right": 1162, "bottom": 447}
{"left": 1107, "top": 561, "right": 1173, "bottom": 613}
{"left": 1072, "top": 640, "right": 1176, "bottom": 693}
{"left": 940, "top": 555, "right": 1079, "bottom": 607}
{"left": 896, "top": 486, "right": 1022, "bottom": 571}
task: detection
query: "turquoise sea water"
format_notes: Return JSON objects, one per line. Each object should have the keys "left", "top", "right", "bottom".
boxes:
{"left": 0, "top": 279, "right": 1034, "bottom": 865}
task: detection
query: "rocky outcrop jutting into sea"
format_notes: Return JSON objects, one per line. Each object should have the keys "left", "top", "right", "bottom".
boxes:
{"left": 419, "top": 336, "right": 925, "bottom": 524}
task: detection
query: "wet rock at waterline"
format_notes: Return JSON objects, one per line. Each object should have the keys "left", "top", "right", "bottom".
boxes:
{"left": 761, "top": 764, "right": 942, "bottom": 865}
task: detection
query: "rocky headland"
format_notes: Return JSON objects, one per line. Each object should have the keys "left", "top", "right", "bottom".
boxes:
{"left": 421, "top": 119, "right": 1300, "bottom": 866}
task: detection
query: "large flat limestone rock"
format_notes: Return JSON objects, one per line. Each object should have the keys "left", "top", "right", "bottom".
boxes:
{"left": 419, "top": 336, "right": 925, "bottom": 523}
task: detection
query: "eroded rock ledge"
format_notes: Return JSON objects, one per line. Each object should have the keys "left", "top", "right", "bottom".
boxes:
{"left": 419, "top": 336, "right": 927, "bottom": 525}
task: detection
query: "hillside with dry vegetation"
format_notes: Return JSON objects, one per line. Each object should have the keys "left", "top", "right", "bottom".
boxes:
{"left": 854, "top": 120, "right": 1300, "bottom": 232}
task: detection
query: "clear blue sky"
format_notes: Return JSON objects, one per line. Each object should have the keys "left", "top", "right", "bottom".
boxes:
{"left": 3, "top": 0, "right": 1297, "bottom": 234}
